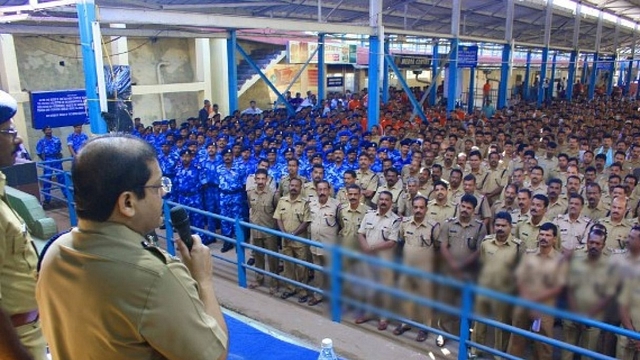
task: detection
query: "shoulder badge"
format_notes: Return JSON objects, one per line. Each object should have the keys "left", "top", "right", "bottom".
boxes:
{"left": 402, "top": 217, "right": 411, "bottom": 223}
{"left": 446, "top": 217, "right": 457, "bottom": 222}
{"left": 525, "top": 248, "right": 538, "bottom": 253}
{"left": 511, "top": 238, "right": 522, "bottom": 245}
{"left": 474, "top": 219, "right": 483, "bottom": 224}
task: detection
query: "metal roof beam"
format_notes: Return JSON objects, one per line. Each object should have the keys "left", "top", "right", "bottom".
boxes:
{"left": 98, "top": 6, "right": 373, "bottom": 35}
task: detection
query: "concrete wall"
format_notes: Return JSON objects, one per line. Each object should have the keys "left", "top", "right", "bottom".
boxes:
{"left": 129, "top": 37, "right": 199, "bottom": 123}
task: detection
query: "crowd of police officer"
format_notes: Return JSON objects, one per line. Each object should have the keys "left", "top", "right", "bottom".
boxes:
{"left": 133, "top": 93, "right": 640, "bottom": 359}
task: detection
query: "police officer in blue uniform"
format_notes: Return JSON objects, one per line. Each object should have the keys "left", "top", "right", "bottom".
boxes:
{"left": 174, "top": 148, "right": 206, "bottom": 236}
{"left": 36, "top": 125, "right": 66, "bottom": 206}
{"left": 217, "top": 147, "right": 248, "bottom": 252}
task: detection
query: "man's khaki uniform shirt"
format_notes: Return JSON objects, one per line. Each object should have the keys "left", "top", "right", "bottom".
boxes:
{"left": 36, "top": 222, "right": 228, "bottom": 360}
{"left": 309, "top": 198, "right": 340, "bottom": 256}
{"left": 247, "top": 187, "right": 279, "bottom": 239}
{"left": 477, "top": 235, "right": 523, "bottom": 293}
{"left": 274, "top": 195, "right": 312, "bottom": 239}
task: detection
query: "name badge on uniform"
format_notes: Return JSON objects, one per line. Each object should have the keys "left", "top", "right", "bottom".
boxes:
{"left": 21, "top": 222, "right": 27, "bottom": 237}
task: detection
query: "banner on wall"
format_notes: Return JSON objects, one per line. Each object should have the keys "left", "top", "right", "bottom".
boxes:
{"left": 30, "top": 65, "right": 133, "bottom": 131}
{"left": 288, "top": 41, "right": 357, "bottom": 64}
{"left": 596, "top": 55, "right": 615, "bottom": 72}
{"left": 30, "top": 89, "right": 88, "bottom": 129}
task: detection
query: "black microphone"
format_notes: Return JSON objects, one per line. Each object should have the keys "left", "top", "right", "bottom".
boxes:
{"left": 170, "top": 206, "right": 193, "bottom": 251}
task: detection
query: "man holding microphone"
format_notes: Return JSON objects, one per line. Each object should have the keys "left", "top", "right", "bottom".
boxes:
{"left": 36, "top": 134, "right": 228, "bottom": 359}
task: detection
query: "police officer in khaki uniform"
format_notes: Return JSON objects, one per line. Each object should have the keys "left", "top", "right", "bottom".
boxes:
{"left": 355, "top": 191, "right": 400, "bottom": 331}
{"left": 482, "top": 151, "right": 508, "bottom": 205}
{"left": 356, "top": 153, "right": 379, "bottom": 207}
{"left": 546, "top": 178, "right": 568, "bottom": 219}
{"left": 336, "top": 170, "right": 361, "bottom": 205}
{"left": 472, "top": 212, "right": 523, "bottom": 356}
{"left": 428, "top": 180, "right": 456, "bottom": 223}
{"left": 597, "top": 196, "right": 632, "bottom": 256}
{"left": 37, "top": 135, "right": 228, "bottom": 360}
{"left": 245, "top": 159, "right": 277, "bottom": 192}
{"left": 515, "top": 194, "right": 550, "bottom": 250}
{"left": 491, "top": 183, "right": 518, "bottom": 231}
{"left": 247, "top": 168, "right": 281, "bottom": 293}
{"left": 337, "top": 184, "right": 369, "bottom": 304}
{"left": 371, "top": 168, "right": 404, "bottom": 214}
{"left": 460, "top": 174, "right": 492, "bottom": 228}
{"left": 507, "top": 222, "right": 568, "bottom": 360}
{"left": 393, "top": 196, "right": 440, "bottom": 342}
{"left": 448, "top": 169, "right": 465, "bottom": 206}
{"left": 397, "top": 177, "right": 425, "bottom": 217}
{"left": 278, "top": 158, "right": 308, "bottom": 197}
{"left": 437, "top": 194, "right": 487, "bottom": 337}
{"left": 274, "top": 177, "right": 312, "bottom": 302}
{"left": 553, "top": 193, "right": 592, "bottom": 252}
{"left": 0, "top": 91, "right": 46, "bottom": 360}
{"left": 582, "top": 182, "right": 608, "bottom": 221}
{"left": 562, "top": 227, "right": 616, "bottom": 360}
{"left": 308, "top": 180, "right": 340, "bottom": 306}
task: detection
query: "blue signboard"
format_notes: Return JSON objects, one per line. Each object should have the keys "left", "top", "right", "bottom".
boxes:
{"left": 597, "top": 55, "right": 615, "bottom": 72}
{"left": 458, "top": 45, "right": 479, "bottom": 68}
{"left": 30, "top": 89, "right": 88, "bottom": 129}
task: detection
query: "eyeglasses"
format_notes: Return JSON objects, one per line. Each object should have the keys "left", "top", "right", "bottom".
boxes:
{"left": 0, "top": 128, "right": 18, "bottom": 138}
{"left": 142, "top": 176, "right": 172, "bottom": 194}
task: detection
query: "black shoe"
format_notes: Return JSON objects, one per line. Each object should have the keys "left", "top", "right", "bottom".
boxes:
{"left": 220, "top": 243, "right": 235, "bottom": 253}
{"left": 247, "top": 258, "right": 255, "bottom": 266}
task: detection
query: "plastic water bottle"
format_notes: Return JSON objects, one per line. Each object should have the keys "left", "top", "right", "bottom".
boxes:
{"left": 317, "top": 338, "right": 338, "bottom": 360}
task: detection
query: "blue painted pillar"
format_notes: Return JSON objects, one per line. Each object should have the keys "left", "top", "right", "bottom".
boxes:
{"left": 497, "top": 43, "right": 510, "bottom": 109}
{"left": 430, "top": 42, "right": 439, "bottom": 106}
{"left": 626, "top": 58, "right": 634, "bottom": 96}
{"left": 524, "top": 50, "right": 532, "bottom": 101}
{"left": 447, "top": 39, "right": 459, "bottom": 112}
{"left": 588, "top": 52, "right": 598, "bottom": 99}
{"left": 537, "top": 47, "right": 549, "bottom": 107}
{"left": 382, "top": 40, "right": 389, "bottom": 104}
{"left": 468, "top": 66, "right": 476, "bottom": 114}
{"left": 368, "top": 36, "right": 380, "bottom": 130}
{"left": 581, "top": 54, "right": 588, "bottom": 85}
{"left": 550, "top": 52, "right": 557, "bottom": 100}
{"left": 566, "top": 50, "right": 577, "bottom": 100}
{"left": 318, "top": 33, "right": 326, "bottom": 102}
{"left": 607, "top": 55, "right": 616, "bottom": 96}
{"left": 76, "top": 0, "right": 106, "bottom": 134}
{"left": 227, "top": 29, "right": 238, "bottom": 113}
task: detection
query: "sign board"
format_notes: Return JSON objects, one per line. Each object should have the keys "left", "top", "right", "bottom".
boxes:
{"left": 393, "top": 55, "right": 432, "bottom": 69}
{"left": 30, "top": 89, "right": 88, "bottom": 129}
{"left": 326, "top": 77, "right": 344, "bottom": 87}
{"left": 458, "top": 45, "right": 479, "bottom": 68}
{"left": 597, "top": 55, "right": 615, "bottom": 72}
{"left": 288, "top": 41, "right": 357, "bottom": 64}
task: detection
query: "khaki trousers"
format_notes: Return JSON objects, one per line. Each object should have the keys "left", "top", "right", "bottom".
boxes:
{"left": 281, "top": 240, "right": 309, "bottom": 296}
{"left": 16, "top": 320, "right": 47, "bottom": 360}
{"left": 398, "top": 246, "right": 434, "bottom": 326}
{"left": 252, "top": 236, "right": 279, "bottom": 289}
{"left": 507, "top": 306, "right": 554, "bottom": 360}
{"left": 561, "top": 320, "right": 600, "bottom": 360}
{"left": 472, "top": 294, "right": 513, "bottom": 355}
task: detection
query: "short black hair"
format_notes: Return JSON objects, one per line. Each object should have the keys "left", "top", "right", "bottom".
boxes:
{"left": 460, "top": 194, "right": 478, "bottom": 208}
{"left": 494, "top": 211, "right": 512, "bottom": 225}
{"left": 532, "top": 194, "right": 550, "bottom": 208}
{"left": 540, "top": 222, "right": 558, "bottom": 237}
{"left": 73, "top": 135, "right": 156, "bottom": 222}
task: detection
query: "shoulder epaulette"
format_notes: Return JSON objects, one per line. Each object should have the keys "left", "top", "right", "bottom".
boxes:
{"left": 142, "top": 241, "right": 179, "bottom": 264}
{"left": 525, "top": 248, "right": 538, "bottom": 253}
{"left": 402, "top": 217, "right": 411, "bottom": 223}
{"left": 474, "top": 219, "right": 483, "bottom": 224}
{"left": 512, "top": 238, "right": 522, "bottom": 245}
{"left": 446, "top": 217, "right": 457, "bottom": 222}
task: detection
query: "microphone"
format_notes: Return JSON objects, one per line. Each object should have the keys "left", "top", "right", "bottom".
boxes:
{"left": 170, "top": 206, "right": 193, "bottom": 251}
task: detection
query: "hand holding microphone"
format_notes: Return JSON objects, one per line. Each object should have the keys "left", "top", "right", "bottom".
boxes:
{"left": 171, "top": 207, "right": 213, "bottom": 283}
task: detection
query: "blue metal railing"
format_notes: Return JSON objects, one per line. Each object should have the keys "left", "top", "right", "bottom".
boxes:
{"left": 46, "top": 168, "right": 640, "bottom": 359}
{"left": 36, "top": 158, "right": 77, "bottom": 226}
